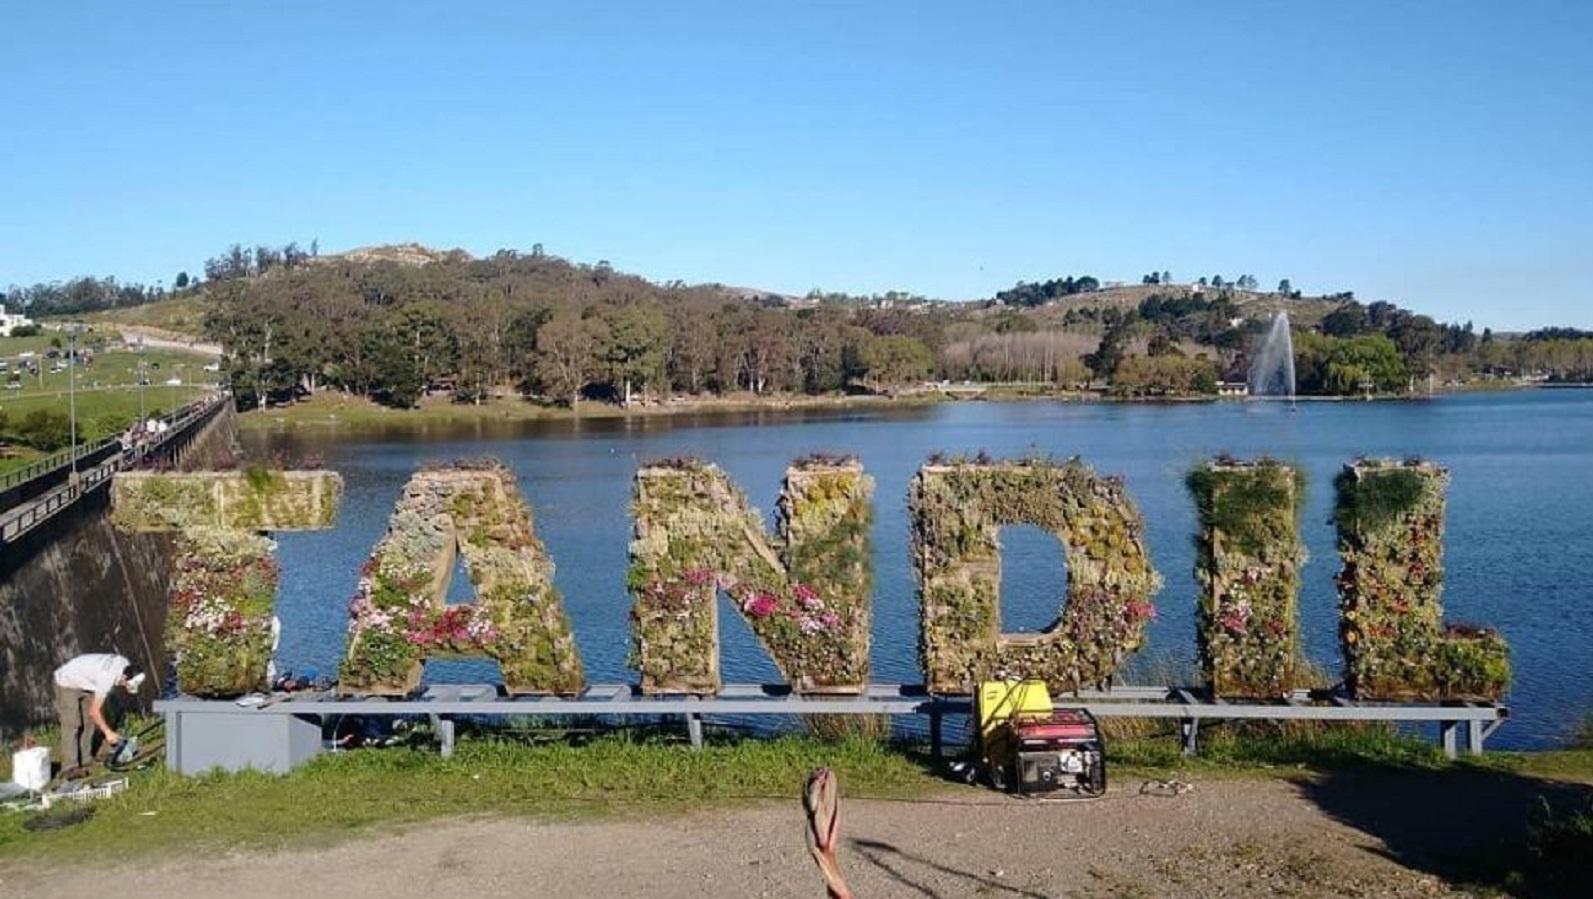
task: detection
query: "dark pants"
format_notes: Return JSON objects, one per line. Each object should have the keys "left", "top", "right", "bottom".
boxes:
{"left": 53, "top": 686, "right": 96, "bottom": 769}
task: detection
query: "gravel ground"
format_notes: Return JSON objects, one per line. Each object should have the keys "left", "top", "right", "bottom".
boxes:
{"left": 1, "top": 775, "right": 1530, "bottom": 898}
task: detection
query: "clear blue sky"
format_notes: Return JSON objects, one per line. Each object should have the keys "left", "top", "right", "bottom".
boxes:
{"left": 3, "top": 1, "right": 1589, "bottom": 329}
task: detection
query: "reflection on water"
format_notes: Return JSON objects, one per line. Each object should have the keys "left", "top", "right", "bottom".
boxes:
{"left": 248, "top": 391, "right": 1593, "bottom": 749}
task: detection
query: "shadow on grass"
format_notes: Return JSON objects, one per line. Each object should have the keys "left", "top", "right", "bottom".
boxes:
{"left": 1296, "top": 761, "right": 1593, "bottom": 898}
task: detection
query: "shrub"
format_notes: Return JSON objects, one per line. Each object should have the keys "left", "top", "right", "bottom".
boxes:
{"left": 13, "top": 409, "right": 72, "bottom": 451}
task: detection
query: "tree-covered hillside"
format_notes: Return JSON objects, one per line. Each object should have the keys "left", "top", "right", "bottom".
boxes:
{"left": 8, "top": 243, "right": 1590, "bottom": 409}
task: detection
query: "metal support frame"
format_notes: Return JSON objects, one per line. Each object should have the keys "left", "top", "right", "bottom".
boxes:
{"left": 154, "top": 683, "right": 1509, "bottom": 774}
{"left": 684, "top": 696, "right": 704, "bottom": 750}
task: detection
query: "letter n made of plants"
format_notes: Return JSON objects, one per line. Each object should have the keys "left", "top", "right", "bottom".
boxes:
{"left": 110, "top": 468, "right": 344, "bottom": 697}
{"left": 628, "top": 456, "right": 874, "bottom": 695}
{"left": 339, "top": 460, "right": 584, "bottom": 696}
{"left": 911, "top": 457, "right": 1162, "bottom": 695}
{"left": 1334, "top": 458, "right": 1510, "bottom": 701}
{"left": 1188, "top": 458, "right": 1307, "bottom": 698}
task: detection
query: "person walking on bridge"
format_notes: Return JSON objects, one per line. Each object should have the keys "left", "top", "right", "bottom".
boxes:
{"left": 53, "top": 653, "right": 144, "bottom": 770}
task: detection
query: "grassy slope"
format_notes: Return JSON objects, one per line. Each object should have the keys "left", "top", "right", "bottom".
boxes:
{"left": 73, "top": 295, "right": 210, "bottom": 338}
{"left": 0, "top": 340, "right": 213, "bottom": 473}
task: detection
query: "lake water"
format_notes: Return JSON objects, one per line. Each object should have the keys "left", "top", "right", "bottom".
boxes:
{"left": 245, "top": 390, "right": 1593, "bottom": 749}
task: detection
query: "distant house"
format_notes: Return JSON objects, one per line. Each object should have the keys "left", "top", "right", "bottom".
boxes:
{"left": 0, "top": 305, "right": 33, "bottom": 337}
{"left": 1217, "top": 380, "right": 1250, "bottom": 398}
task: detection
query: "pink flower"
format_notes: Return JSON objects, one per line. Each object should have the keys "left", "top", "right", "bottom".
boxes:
{"left": 1124, "top": 600, "right": 1157, "bottom": 623}
{"left": 821, "top": 611, "right": 842, "bottom": 630}
{"left": 1218, "top": 599, "right": 1253, "bottom": 636}
{"left": 743, "top": 592, "right": 778, "bottom": 618}
{"left": 684, "top": 568, "right": 715, "bottom": 587}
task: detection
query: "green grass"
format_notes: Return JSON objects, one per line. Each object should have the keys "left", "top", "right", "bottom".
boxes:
{"left": 0, "top": 348, "right": 213, "bottom": 397}
{"left": 6, "top": 719, "right": 1592, "bottom": 866}
{"left": 0, "top": 346, "right": 212, "bottom": 451}
{"left": 238, "top": 390, "right": 941, "bottom": 432}
{"left": 72, "top": 294, "right": 211, "bottom": 337}
{"left": 0, "top": 731, "right": 934, "bottom": 862}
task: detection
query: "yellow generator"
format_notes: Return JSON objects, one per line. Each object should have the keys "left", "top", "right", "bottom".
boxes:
{"left": 975, "top": 680, "right": 1106, "bottom": 796}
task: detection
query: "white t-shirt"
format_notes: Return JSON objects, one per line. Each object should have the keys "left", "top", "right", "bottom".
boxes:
{"left": 54, "top": 654, "right": 130, "bottom": 697}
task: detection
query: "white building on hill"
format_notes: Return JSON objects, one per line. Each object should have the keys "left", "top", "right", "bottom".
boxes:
{"left": 0, "top": 305, "right": 33, "bottom": 337}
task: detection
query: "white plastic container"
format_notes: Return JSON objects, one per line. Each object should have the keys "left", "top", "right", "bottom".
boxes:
{"left": 11, "top": 746, "right": 51, "bottom": 792}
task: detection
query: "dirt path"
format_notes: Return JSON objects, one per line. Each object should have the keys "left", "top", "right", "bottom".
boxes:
{"left": 8, "top": 773, "right": 1531, "bottom": 899}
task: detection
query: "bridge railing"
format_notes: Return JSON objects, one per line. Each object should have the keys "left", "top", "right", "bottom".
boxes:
{"left": 0, "top": 394, "right": 229, "bottom": 544}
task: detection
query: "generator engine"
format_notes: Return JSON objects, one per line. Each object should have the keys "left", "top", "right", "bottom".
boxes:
{"left": 975, "top": 681, "right": 1106, "bottom": 797}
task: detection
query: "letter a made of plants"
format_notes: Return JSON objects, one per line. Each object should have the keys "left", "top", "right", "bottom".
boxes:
{"left": 911, "top": 457, "right": 1162, "bottom": 695}
{"left": 627, "top": 456, "right": 874, "bottom": 695}
{"left": 1334, "top": 458, "right": 1510, "bottom": 701}
{"left": 340, "top": 460, "right": 584, "bottom": 695}
{"left": 110, "top": 468, "right": 344, "bottom": 696}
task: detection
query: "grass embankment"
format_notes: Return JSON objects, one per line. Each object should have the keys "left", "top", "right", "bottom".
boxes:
{"left": 75, "top": 295, "right": 210, "bottom": 336}
{"left": 0, "top": 334, "right": 213, "bottom": 475}
{"left": 239, "top": 389, "right": 948, "bottom": 432}
{"left": 4, "top": 722, "right": 1591, "bottom": 867}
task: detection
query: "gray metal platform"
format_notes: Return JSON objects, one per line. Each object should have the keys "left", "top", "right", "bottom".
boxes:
{"left": 153, "top": 683, "right": 1508, "bottom": 774}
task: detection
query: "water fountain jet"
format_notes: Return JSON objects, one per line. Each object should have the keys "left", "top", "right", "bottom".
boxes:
{"left": 1249, "top": 311, "right": 1296, "bottom": 407}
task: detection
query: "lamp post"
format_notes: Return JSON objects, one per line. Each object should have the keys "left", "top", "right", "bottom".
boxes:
{"left": 68, "top": 323, "right": 79, "bottom": 477}
{"left": 138, "top": 340, "right": 147, "bottom": 422}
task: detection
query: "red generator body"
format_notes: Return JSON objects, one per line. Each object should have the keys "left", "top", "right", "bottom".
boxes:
{"left": 986, "top": 708, "right": 1107, "bottom": 797}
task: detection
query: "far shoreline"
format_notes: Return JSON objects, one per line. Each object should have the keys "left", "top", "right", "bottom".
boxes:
{"left": 235, "top": 380, "right": 1554, "bottom": 433}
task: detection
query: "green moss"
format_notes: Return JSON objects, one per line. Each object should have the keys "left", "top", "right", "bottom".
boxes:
{"left": 1334, "top": 464, "right": 1429, "bottom": 535}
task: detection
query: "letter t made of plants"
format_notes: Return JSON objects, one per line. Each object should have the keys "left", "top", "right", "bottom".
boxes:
{"left": 109, "top": 468, "right": 344, "bottom": 697}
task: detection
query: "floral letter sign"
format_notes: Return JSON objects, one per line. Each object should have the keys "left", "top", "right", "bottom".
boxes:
{"left": 340, "top": 460, "right": 583, "bottom": 696}
{"left": 911, "top": 457, "right": 1162, "bottom": 695}
{"left": 1335, "top": 459, "right": 1509, "bottom": 701}
{"left": 628, "top": 456, "right": 874, "bottom": 695}
{"left": 110, "top": 469, "right": 343, "bottom": 696}
{"left": 1187, "top": 458, "right": 1307, "bottom": 698}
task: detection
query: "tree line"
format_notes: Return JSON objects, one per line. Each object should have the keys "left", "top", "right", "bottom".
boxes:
{"left": 11, "top": 244, "right": 1592, "bottom": 408}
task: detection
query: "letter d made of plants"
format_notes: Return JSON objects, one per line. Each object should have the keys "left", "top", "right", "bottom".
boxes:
{"left": 911, "top": 457, "right": 1162, "bottom": 695}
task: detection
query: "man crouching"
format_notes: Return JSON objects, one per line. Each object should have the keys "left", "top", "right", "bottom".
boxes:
{"left": 53, "top": 653, "right": 145, "bottom": 770}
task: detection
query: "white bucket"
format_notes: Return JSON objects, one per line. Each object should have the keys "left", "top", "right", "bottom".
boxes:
{"left": 11, "top": 746, "right": 51, "bottom": 792}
